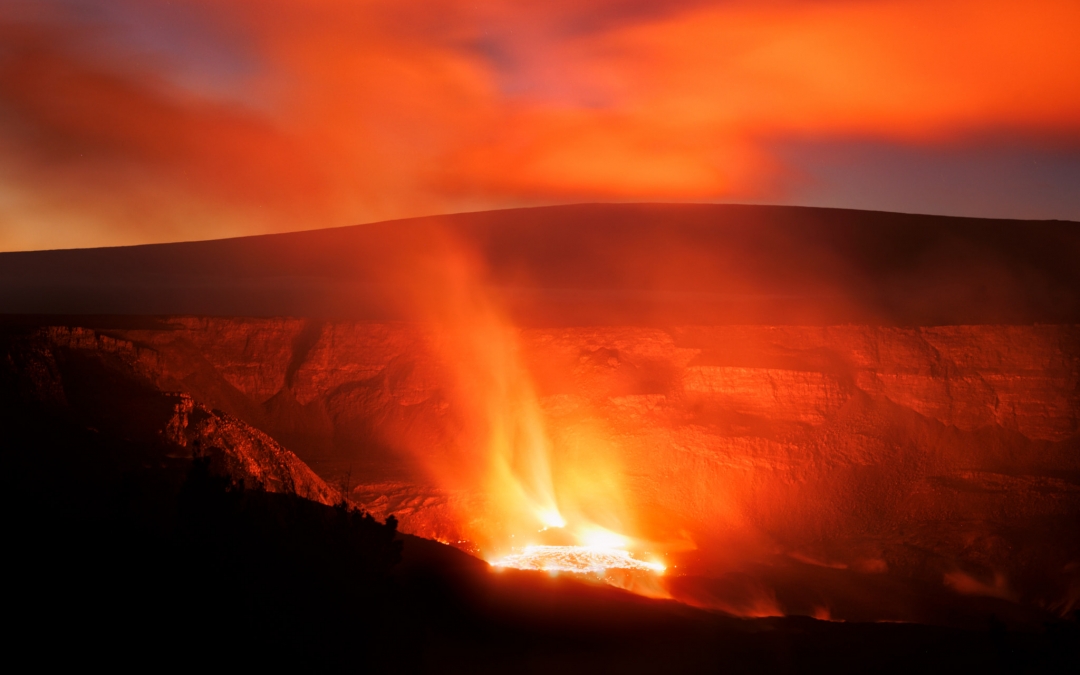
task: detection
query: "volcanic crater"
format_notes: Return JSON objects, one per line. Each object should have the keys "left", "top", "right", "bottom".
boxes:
{"left": 3, "top": 204, "right": 1079, "bottom": 661}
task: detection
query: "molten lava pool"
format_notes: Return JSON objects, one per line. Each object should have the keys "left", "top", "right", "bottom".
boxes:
{"left": 493, "top": 545, "right": 666, "bottom": 575}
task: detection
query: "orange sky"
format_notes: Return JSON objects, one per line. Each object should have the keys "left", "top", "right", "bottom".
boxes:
{"left": 1, "top": 0, "right": 1078, "bottom": 250}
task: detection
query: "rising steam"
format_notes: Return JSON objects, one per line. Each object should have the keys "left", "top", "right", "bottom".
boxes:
{"left": 391, "top": 224, "right": 664, "bottom": 574}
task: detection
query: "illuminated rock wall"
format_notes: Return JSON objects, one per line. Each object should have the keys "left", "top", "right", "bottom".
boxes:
{"left": 122, "top": 319, "right": 1078, "bottom": 450}
{"left": 107, "top": 320, "right": 1078, "bottom": 581}
{"left": 21, "top": 317, "right": 1077, "bottom": 613}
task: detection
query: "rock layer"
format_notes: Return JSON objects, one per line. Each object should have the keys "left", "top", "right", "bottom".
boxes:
{"left": 3, "top": 325, "right": 337, "bottom": 506}
{"left": 9, "top": 317, "right": 1078, "bottom": 619}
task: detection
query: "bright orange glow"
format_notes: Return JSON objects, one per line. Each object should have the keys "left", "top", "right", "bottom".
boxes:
{"left": 371, "top": 225, "right": 676, "bottom": 577}
{"left": 2, "top": 0, "right": 1079, "bottom": 249}
{"left": 494, "top": 545, "right": 665, "bottom": 575}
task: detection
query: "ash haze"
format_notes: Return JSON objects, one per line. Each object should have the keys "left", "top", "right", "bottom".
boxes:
{"left": 1, "top": 0, "right": 1079, "bottom": 251}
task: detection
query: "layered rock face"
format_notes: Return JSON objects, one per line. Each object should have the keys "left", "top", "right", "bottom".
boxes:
{"left": 3, "top": 325, "right": 337, "bottom": 506}
{"left": 16, "top": 317, "right": 1077, "bottom": 620}
{"left": 75, "top": 317, "right": 1077, "bottom": 616}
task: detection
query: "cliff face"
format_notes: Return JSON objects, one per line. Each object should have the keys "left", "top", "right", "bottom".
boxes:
{"left": 99, "top": 319, "right": 1077, "bottom": 577}
{"left": 2, "top": 325, "right": 337, "bottom": 506}
{"left": 120, "top": 319, "right": 1079, "bottom": 444}
{"left": 10, "top": 317, "right": 1078, "bottom": 620}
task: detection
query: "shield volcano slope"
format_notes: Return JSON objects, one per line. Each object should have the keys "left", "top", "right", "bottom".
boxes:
{"left": 1, "top": 203, "right": 1078, "bottom": 324}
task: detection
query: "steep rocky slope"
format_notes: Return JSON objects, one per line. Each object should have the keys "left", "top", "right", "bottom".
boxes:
{"left": 38, "top": 316, "right": 1069, "bottom": 621}
{"left": 1, "top": 325, "right": 337, "bottom": 505}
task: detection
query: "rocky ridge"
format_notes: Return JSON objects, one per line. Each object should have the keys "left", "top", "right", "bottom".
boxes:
{"left": 3, "top": 325, "right": 337, "bottom": 505}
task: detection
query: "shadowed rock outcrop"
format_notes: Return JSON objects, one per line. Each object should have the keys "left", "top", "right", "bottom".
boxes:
{"left": 1, "top": 325, "right": 337, "bottom": 505}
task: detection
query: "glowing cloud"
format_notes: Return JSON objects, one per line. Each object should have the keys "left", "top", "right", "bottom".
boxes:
{"left": 2, "top": 0, "right": 1078, "bottom": 250}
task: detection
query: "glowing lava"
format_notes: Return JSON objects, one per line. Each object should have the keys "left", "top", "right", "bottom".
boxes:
{"left": 493, "top": 545, "right": 666, "bottom": 574}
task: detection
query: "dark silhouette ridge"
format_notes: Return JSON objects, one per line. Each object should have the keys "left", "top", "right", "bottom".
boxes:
{"left": 1, "top": 203, "right": 1078, "bottom": 325}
